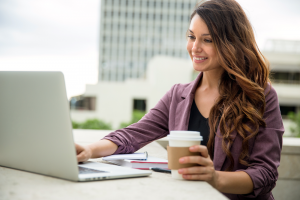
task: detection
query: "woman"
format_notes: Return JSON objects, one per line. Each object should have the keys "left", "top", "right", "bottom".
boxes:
{"left": 76, "top": 0, "right": 284, "bottom": 199}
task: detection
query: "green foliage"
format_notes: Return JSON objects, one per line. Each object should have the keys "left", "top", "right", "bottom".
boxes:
{"left": 119, "top": 110, "right": 146, "bottom": 129}
{"left": 72, "top": 118, "right": 112, "bottom": 130}
{"left": 288, "top": 111, "right": 300, "bottom": 137}
{"left": 72, "top": 121, "right": 81, "bottom": 129}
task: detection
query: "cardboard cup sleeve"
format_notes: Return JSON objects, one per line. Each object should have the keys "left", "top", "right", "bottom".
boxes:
{"left": 167, "top": 146, "right": 200, "bottom": 170}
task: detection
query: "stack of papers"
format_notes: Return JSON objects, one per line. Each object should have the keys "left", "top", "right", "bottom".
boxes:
{"left": 102, "top": 152, "right": 168, "bottom": 170}
{"left": 102, "top": 152, "right": 148, "bottom": 161}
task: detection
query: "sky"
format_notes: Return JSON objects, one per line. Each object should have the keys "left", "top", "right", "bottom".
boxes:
{"left": 0, "top": 0, "right": 300, "bottom": 99}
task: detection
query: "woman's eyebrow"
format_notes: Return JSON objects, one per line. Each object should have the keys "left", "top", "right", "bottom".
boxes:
{"left": 189, "top": 30, "right": 210, "bottom": 36}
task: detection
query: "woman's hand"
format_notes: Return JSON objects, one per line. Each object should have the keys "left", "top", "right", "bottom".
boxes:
{"left": 75, "top": 143, "right": 93, "bottom": 163}
{"left": 178, "top": 145, "right": 219, "bottom": 188}
{"left": 75, "top": 140, "right": 118, "bottom": 163}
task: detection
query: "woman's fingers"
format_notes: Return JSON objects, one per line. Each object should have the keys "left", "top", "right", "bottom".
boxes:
{"left": 77, "top": 152, "right": 86, "bottom": 162}
{"left": 178, "top": 145, "right": 212, "bottom": 165}
{"left": 178, "top": 165, "right": 214, "bottom": 174}
{"left": 189, "top": 145, "right": 209, "bottom": 158}
{"left": 75, "top": 144, "right": 91, "bottom": 162}
{"left": 179, "top": 155, "right": 213, "bottom": 166}
{"left": 182, "top": 174, "right": 213, "bottom": 181}
{"left": 178, "top": 165, "right": 215, "bottom": 181}
{"left": 178, "top": 166, "right": 206, "bottom": 174}
{"left": 75, "top": 143, "right": 84, "bottom": 154}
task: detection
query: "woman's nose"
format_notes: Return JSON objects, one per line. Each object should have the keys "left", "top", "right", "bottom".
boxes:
{"left": 192, "top": 43, "right": 202, "bottom": 52}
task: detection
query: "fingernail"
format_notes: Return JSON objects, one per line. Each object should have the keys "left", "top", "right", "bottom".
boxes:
{"left": 179, "top": 158, "right": 185, "bottom": 163}
{"left": 190, "top": 146, "right": 195, "bottom": 150}
{"left": 178, "top": 169, "right": 183, "bottom": 174}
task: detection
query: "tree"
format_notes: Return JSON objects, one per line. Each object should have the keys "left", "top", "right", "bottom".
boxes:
{"left": 288, "top": 111, "right": 300, "bottom": 137}
{"left": 72, "top": 119, "right": 112, "bottom": 130}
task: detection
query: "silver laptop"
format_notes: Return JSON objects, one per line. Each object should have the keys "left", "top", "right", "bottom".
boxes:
{"left": 0, "top": 71, "right": 151, "bottom": 181}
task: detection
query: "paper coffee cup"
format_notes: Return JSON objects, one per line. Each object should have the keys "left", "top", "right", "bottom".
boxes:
{"left": 167, "top": 131, "right": 203, "bottom": 179}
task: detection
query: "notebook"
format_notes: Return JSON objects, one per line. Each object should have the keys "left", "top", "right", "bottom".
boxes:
{"left": 107, "top": 157, "right": 168, "bottom": 170}
{"left": 0, "top": 71, "right": 151, "bottom": 181}
{"left": 103, "top": 152, "right": 148, "bottom": 161}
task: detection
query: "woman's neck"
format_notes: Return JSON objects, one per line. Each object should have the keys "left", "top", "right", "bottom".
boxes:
{"left": 200, "top": 69, "right": 224, "bottom": 90}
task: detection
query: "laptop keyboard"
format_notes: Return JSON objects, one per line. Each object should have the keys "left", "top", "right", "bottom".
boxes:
{"left": 78, "top": 166, "right": 108, "bottom": 174}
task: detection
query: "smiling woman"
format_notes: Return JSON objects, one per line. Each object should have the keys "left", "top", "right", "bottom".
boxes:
{"left": 74, "top": 1, "right": 284, "bottom": 200}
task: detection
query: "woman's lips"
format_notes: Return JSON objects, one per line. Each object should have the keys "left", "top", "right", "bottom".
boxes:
{"left": 193, "top": 56, "right": 208, "bottom": 63}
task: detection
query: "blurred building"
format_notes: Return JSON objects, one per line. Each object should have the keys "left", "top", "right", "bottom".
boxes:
{"left": 98, "top": 0, "right": 197, "bottom": 82}
{"left": 263, "top": 39, "right": 300, "bottom": 135}
{"left": 263, "top": 40, "right": 300, "bottom": 114}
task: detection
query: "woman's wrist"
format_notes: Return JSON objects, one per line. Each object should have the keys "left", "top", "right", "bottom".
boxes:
{"left": 208, "top": 171, "right": 254, "bottom": 194}
{"left": 84, "top": 145, "right": 93, "bottom": 158}
{"left": 208, "top": 170, "right": 222, "bottom": 191}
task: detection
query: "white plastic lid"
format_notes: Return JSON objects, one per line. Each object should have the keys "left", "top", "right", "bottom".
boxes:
{"left": 167, "top": 131, "right": 203, "bottom": 141}
{"left": 170, "top": 131, "right": 201, "bottom": 137}
{"left": 167, "top": 135, "right": 203, "bottom": 141}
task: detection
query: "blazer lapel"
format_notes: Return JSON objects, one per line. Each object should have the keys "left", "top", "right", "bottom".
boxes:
{"left": 174, "top": 94, "right": 193, "bottom": 130}
{"left": 174, "top": 73, "right": 203, "bottom": 130}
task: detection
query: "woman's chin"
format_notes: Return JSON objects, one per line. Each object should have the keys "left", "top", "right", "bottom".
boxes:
{"left": 193, "top": 65, "right": 207, "bottom": 72}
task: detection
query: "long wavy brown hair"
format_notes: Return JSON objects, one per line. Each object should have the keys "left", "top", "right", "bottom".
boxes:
{"left": 190, "top": 0, "right": 271, "bottom": 171}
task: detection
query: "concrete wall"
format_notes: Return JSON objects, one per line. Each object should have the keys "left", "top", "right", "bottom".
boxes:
{"left": 272, "top": 83, "right": 300, "bottom": 106}
{"left": 273, "top": 137, "right": 300, "bottom": 200}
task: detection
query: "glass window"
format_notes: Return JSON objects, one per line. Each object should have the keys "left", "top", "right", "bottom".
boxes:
{"left": 70, "top": 96, "right": 97, "bottom": 111}
{"left": 271, "top": 71, "right": 300, "bottom": 84}
{"left": 133, "top": 99, "right": 147, "bottom": 111}
{"left": 280, "top": 105, "right": 296, "bottom": 117}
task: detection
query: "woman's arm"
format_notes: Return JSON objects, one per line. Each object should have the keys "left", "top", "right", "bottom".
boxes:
{"left": 178, "top": 145, "right": 254, "bottom": 194}
{"left": 214, "top": 171, "right": 253, "bottom": 194}
{"left": 76, "top": 84, "right": 179, "bottom": 162}
{"left": 76, "top": 139, "right": 118, "bottom": 162}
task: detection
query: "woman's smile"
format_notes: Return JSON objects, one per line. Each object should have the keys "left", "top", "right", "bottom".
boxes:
{"left": 193, "top": 56, "right": 208, "bottom": 63}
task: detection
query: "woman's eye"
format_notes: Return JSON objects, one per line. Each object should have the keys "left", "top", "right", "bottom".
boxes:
{"left": 204, "top": 39, "right": 212, "bottom": 43}
{"left": 187, "top": 35, "right": 196, "bottom": 40}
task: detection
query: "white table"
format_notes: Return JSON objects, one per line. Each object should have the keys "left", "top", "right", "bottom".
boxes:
{"left": 0, "top": 129, "right": 227, "bottom": 200}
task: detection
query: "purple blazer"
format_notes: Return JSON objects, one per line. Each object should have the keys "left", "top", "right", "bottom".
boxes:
{"left": 103, "top": 73, "right": 284, "bottom": 200}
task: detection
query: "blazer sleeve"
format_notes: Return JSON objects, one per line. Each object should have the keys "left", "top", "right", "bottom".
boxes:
{"left": 239, "top": 86, "right": 285, "bottom": 198}
{"left": 102, "top": 84, "right": 176, "bottom": 154}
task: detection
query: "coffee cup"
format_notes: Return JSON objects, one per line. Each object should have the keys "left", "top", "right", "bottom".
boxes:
{"left": 167, "top": 131, "right": 203, "bottom": 179}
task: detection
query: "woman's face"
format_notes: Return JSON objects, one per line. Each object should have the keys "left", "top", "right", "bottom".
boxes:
{"left": 186, "top": 14, "right": 221, "bottom": 72}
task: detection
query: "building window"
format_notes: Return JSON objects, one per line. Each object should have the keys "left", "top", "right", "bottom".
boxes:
{"left": 70, "top": 96, "right": 96, "bottom": 111}
{"left": 271, "top": 71, "right": 300, "bottom": 84}
{"left": 280, "top": 105, "right": 296, "bottom": 117}
{"left": 133, "top": 99, "right": 146, "bottom": 112}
